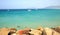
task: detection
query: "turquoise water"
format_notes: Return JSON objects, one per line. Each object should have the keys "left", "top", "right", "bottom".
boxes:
{"left": 0, "top": 9, "right": 60, "bottom": 29}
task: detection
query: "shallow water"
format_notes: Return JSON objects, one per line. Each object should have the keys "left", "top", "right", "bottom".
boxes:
{"left": 0, "top": 9, "right": 60, "bottom": 30}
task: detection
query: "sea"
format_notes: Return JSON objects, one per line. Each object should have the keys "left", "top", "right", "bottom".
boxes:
{"left": 0, "top": 9, "right": 60, "bottom": 30}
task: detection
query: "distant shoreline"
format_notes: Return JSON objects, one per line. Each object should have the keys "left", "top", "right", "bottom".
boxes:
{"left": 0, "top": 9, "right": 60, "bottom": 11}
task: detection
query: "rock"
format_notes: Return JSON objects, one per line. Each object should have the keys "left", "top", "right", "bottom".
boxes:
{"left": 37, "top": 27, "right": 43, "bottom": 32}
{"left": 16, "top": 30, "right": 26, "bottom": 35}
{"left": 52, "top": 30, "right": 60, "bottom": 35}
{"left": 29, "top": 29, "right": 42, "bottom": 35}
{"left": 54, "top": 26, "right": 60, "bottom": 33}
{"left": 10, "top": 28, "right": 17, "bottom": 32}
{"left": 8, "top": 32, "right": 16, "bottom": 35}
{"left": 43, "top": 28, "right": 60, "bottom": 35}
{"left": 0, "top": 28, "right": 10, "bottom": 35}
{"left": 16, "top": 29, "right": 31, "bottom": 35}
{"left": 0, "top": 28, "right": 17, "bottom": 35}
{"left": 24, "top": 28, "right": 31, "bottom": 30}
{"left": 43, "top": 28, "right": 53, "bottom": 35}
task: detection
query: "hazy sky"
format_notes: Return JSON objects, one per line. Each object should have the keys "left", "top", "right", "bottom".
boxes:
{"left": 0, "top": 0, "right": 60, "bottom": 9}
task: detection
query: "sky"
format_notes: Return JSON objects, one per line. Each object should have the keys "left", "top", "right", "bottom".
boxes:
{"left": 0, "top": 0, "right": 60, "bottom": 9}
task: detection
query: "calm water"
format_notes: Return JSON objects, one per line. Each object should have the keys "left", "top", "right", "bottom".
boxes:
{"left": 0, "top": 9, "right": 60, "bottom": 29}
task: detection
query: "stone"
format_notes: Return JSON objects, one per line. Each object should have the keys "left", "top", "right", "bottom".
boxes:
{"left": 43, "top": 28, "right": 60, "bottom": 35}
{"left": 37, "top": 27, "right": 43, "bottom": 32}
{"left": 52, "top": 30, "right": 60, "bottom": 35}
{"left": 10, "top": 28, "right": 17, "bottom": 32}
{"left": 54, "top": 26, "right": 60, "bottom": 33}
{"left": 29, "top": 29, "right": 42, "bottom": 35}
{"left": 43, "top": 28, "right": 53, "bottom": 35}
{"left": 0, "top": 28, "right": 10, "bottom": 35}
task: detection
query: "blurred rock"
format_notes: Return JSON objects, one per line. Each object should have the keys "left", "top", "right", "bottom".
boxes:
{"left": 8, "top": 28, "right": 17, "bottom": 35}
{"left": 43, "top": 28, "right": 53, "bottom": 35}
{"left": 16, "top": 29, "right": 31, "bottom": 35}
{"left": 37, "top": 27, "right": 43, "bottom": 32}
{"left": 0, "top": 26, "right": 60, "bottom": 35}
{"left": 10, "top": 28, "right": 17, "bottom": 32}
{"left": 29, "top": 29, "right": 42, "bottom": 35}
{"left": 54, "top": 26, "right": 60, "bottom": 33}
{"left": 0, "top": 28, "right": 10, "bottom": 35}
{"left": 43, "top": 28, "right": 60, "bottom": 35}
{"left": 52, "top": 30, "right": 60, "bottom": 35}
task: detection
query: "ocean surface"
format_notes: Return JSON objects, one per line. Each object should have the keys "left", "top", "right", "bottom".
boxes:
{"left": 0, "top": 9, "right": 60, "bottom": 30}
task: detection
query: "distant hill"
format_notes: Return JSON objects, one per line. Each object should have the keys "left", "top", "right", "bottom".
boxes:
{"left": 44, "top": 6, "right": 60, "bottom": 9}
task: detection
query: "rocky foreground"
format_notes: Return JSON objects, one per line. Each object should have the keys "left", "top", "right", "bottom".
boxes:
{"left": 0, "top": 26, "right": 60, "bottom": 35}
